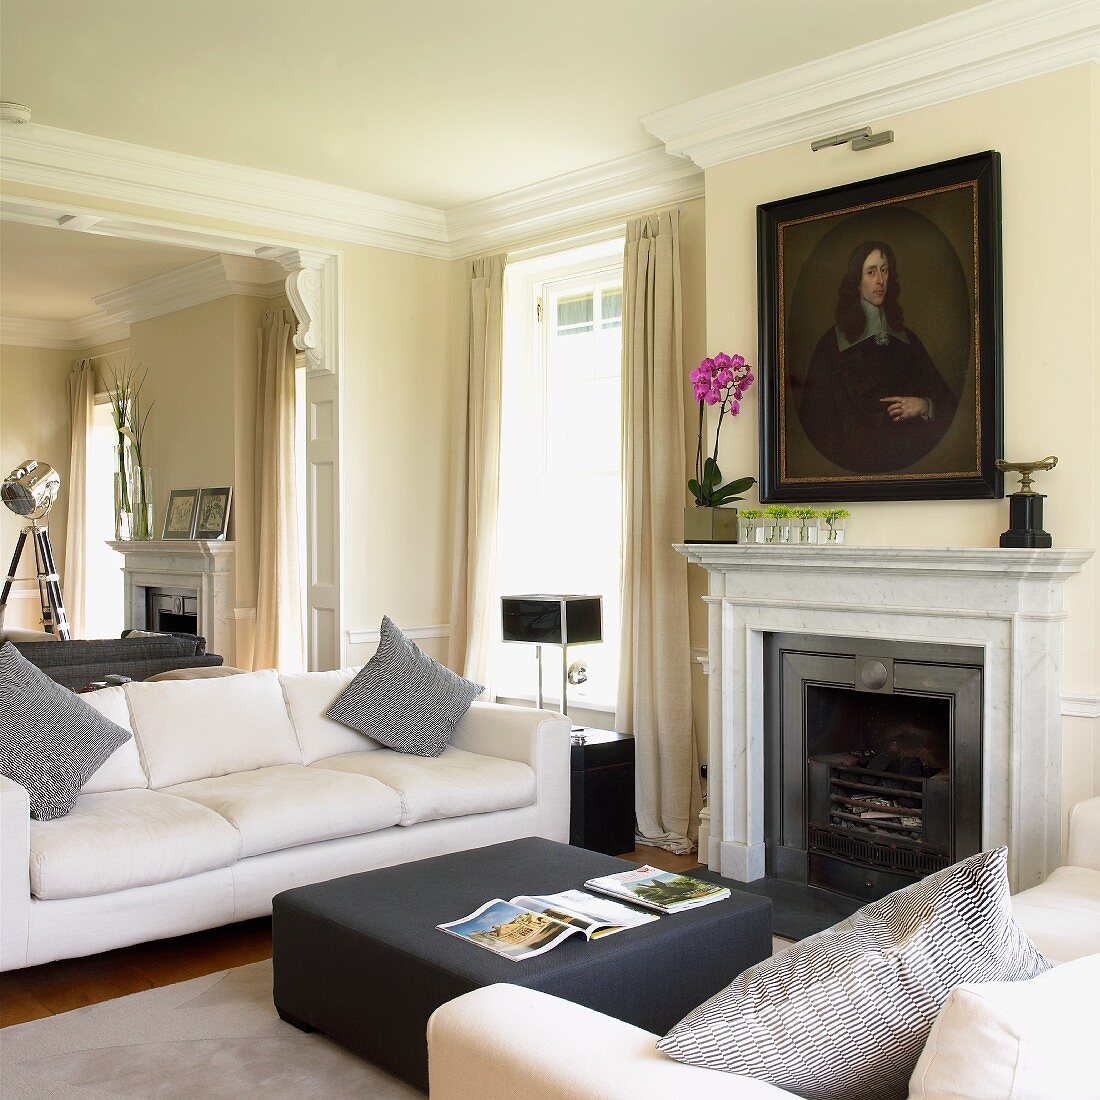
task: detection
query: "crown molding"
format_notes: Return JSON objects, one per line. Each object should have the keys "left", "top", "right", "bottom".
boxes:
{"left": 1, "top": 124, "right": 701, "bottom": 260}
{"left": 0, "top": 313, "right": 130, "bottom": 350}
{"left": 445, "top": 147, "right": 703, "bottom": 258}
{"left": 94, "top": 254, "right": 285, "bottom": 326}
{"left": 641, "top": 0, "right": 1100, "bottom": 169}
{"left": 1, "top": 254, "right": 287, "bottom": 349}
{"left": 0, "top": 123, "right": 451, "bottom": 258}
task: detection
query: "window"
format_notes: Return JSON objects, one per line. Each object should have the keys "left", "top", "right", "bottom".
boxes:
{"left": 84, "top": 399, "right": 124, "bottom": 638}
{"left": 494, "top": 239, "right": 624, "bottom": 713}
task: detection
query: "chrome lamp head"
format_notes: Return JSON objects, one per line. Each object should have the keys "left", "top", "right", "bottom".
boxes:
{"left": 1, "top": 459, "right": 61, "bottom": 523}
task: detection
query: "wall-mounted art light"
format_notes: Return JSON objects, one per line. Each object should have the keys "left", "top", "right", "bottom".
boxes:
{"left": 811, "top": 126, "right": 894, "bottom": 152}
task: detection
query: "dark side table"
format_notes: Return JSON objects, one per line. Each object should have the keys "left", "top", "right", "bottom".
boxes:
{"left": 570, "top": 728, "right": 635, "bottom": 855}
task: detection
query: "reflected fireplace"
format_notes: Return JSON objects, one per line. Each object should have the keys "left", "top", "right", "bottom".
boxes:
{"left": 764, "top": 633, "right": 983, "bottom": 903}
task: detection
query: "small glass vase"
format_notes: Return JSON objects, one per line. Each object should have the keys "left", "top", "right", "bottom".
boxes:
{"left": 794, "top": 518, "right": 818, "bottom": 544}
{"left": 778, "top": 517, "right": 793, "bottom": 544}
{"left": 823, "top": 517, "right": 847, "bottom": 544}
{"left": 761, "top": 517, "right": 779, "bottom": 544}
{"left": 737, "top": 516, "right": 757, "bottom": 544}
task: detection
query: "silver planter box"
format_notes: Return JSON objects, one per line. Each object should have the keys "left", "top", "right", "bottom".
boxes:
{"left": 684, "top": 505, "right": 739, "bottom": 543}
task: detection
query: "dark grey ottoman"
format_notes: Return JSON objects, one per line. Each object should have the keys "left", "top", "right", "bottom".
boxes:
{"left": 271, "top": 837, "right": 772, "bottom": 1090}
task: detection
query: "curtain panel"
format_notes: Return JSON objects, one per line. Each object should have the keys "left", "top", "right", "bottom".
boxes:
{"left": 253, "top": 309, "right": 304, "bottom": 672}
{"left": 617, "top": 210, "right": 702, "bottom": 854}
{"left": 62, "top": 359, "right": 96, "bottom": 638}
{"left": 447, "top": 253, "right": 506, "bottom": 684}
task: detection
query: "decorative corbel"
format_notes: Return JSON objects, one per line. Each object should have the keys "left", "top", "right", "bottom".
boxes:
{"left": 257, "top": 247, "right": 329, "bottom": 371}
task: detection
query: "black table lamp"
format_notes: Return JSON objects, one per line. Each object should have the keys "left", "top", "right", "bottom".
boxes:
{"left": 501, "top": 595, "right": 602, "bottom": 721}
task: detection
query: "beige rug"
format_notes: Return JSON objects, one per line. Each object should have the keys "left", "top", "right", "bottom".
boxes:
{"left": 0, "top": 961, "right": 420, "bottom": 1099}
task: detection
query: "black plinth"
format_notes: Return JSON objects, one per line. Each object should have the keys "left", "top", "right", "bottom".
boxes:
{"left": 272, "top": 838, "right": 772, "bottom": 1090}
{"left": 1000, "top": 493, "right": 1052, "bottom": 548}
{"left": 570, "top": 728, "right": 635, "bottom": 855}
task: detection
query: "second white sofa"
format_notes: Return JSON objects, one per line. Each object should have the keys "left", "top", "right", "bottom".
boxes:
{"left": 0, "top": 667, "right": 571, "bottom": 971}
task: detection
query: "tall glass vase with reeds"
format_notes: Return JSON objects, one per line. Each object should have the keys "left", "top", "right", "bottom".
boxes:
{"left": 108, "top": 362, "right": 155, "bottom": 541}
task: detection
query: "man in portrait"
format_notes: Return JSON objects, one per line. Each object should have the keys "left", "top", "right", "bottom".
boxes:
{"left": 798, "top": 240, "right": 959, "bottom": 473}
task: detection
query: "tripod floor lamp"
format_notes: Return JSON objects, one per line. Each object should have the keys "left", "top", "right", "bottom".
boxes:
{"left": 1, "top": 459, "right": 71, "bottom": 640}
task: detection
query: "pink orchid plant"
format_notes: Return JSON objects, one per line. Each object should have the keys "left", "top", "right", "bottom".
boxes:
{"left": 689, "top": 352, "right": 756, "bottom": 507}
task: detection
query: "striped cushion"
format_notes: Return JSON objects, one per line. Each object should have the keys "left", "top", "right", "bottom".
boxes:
{"left": 326, "top": 616, "right": 483, "bottom": 757}
{"left": 0, "top": 642, "right": 132, "bottom": 820}
{"left": 657, "top": 847, "right": 1050, "bottom": 1100}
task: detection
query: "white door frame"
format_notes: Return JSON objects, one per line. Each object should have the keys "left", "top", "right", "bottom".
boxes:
{"left": 0, "top": 197, "right": 346, "bottom": 670}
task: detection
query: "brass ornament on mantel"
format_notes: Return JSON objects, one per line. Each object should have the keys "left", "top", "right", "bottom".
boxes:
{"left": 995, "top": 456, "right": 1058, "bottom": 548}
{"left": 994, "top": 455, "right": 1058, "bottom": 495}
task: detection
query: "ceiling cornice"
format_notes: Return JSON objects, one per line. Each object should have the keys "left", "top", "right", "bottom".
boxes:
{"left": 0, "top": 123, "right": 452, "bottom": 258}
{"left": 93, "top": 254, "right": 285, "bottom": 325}
{"left": 1, "top": 254, "right": 285, "bottom": 350}
{"left": 445, "top": 147, "right": 703, "bottom": 258}
{"left": 1, "top": 125, "right": 702, "bottom": 261}
{"left": 641, "top": 0, "right": 1100, "bottom": 169}
{"left": 1, "top": 313, "right": 129, "bottom": 350}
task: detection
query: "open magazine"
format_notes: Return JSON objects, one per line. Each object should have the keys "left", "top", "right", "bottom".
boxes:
{"left": 438, "top": 889, "right": 658, "bottom": 962}
{"left": 584, "top": 866, "right": 730, "bottom": 914}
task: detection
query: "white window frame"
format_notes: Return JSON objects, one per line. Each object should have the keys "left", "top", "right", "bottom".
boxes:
{"left": 497, "top": 237, "right": 625, "bottom": 714}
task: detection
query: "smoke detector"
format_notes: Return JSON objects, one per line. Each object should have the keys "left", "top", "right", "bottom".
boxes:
{"left": 1, "top": 102, "right": 32, "bottom": 124}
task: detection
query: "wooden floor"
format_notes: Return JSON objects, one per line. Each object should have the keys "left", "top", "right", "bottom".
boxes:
{"left": 0, "top": 845, "right": 700, "bottom": 1029}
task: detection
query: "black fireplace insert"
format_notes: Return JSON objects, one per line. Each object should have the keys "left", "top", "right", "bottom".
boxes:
{"left": 764, "top": 633, "right": 983, "bottom": 903}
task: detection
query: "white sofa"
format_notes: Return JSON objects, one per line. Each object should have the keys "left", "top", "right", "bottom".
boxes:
{"left": 1, "top": 667, "right": 570, "bottom": 971}
{"left": 427, "top": 796, "right": 1100, "bottom": 1100}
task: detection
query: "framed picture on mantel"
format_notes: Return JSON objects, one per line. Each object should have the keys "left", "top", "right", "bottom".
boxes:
{"left": 162, "top": 488, "right": 199, "bottom": 540}
{"left": 757, "top": 151, "right": 1004, "bottom": 503}
{"left": 194, "top": 487, "right": 232, "bottom": 540}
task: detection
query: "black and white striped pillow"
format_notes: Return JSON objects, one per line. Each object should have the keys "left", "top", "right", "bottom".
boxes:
{"left": 657, "top": 847, "right": 1050, "bottom": 1100}
{"left": 0, "top": 642, "right": 132, "bottom": 820}
{"left": 326, "top": 616, "right": 483, "bottom": 757}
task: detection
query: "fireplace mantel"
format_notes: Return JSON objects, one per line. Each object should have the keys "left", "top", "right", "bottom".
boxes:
{"left": 675, "top": 543, "right": 1093, "bottom": 892}
{"left": 109, "top": 540, "right": 236, "bottom": 664}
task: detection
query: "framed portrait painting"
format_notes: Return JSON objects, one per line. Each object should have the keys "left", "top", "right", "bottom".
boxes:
{"left": 757, "top": 151, "right": 1003, "bottom": 502}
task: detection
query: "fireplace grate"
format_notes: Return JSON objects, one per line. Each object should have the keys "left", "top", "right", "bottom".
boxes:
{"left": 808, "top": 824, "right": 948, "bottom": 877}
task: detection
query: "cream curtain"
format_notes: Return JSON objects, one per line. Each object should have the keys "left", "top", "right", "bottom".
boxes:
{"left": 617, "top": 210, "right": 702, "bottom": 854}
{"left": 62, "top": 360, "right": 96, "bottom": 638}
{"left": 253, "top": 309, "right": 304, "bottom": 672}
{"left": 447, "top": 253, "right": 506, "bottom": 684}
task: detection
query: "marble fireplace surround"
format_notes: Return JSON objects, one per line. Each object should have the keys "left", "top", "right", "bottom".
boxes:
{"left": 109, "top": 540, "right": 236, "bottom": 665}
{"left": 675, "top": 545, "right": 1093, "bottom": 893}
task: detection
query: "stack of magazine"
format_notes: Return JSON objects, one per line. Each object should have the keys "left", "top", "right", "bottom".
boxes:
{"left": 583, "top": 866, "right": 730, "bottom": 914}
{"left": 439, "top": 890, "right": 658, "bottom": 962}
{"left": 438, "top": 870, "right": 730, "bottom": 961}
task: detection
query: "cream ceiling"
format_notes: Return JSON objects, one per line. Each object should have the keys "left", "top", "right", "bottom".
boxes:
{"left": 0, "top": 222, "right": 215, "bottom": 321}
{"left": 1, "top": 0, "right": 987, "bottom": 209}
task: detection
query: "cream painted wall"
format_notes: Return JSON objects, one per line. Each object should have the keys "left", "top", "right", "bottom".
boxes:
{"left": 129, "top": 298, "right": 238, "bottom": 511}
{"left": 123, "top": 293, "right": 287, "bottom": 666}
{"left": 700, "top": 65, "right": 1099, "bottom": 821}
{"left": 343, "top": 246, "right": 453, "bottom": 666}
{"left": 0, "top": 344, "right": 73, "bottom": 630}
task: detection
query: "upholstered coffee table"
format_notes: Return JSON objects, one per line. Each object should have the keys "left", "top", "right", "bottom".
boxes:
{"left": 271, "top": 837, "right": 772, "bottom": 1089}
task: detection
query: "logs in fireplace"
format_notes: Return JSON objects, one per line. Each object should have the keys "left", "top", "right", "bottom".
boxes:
{"left": 764, "top": 634, "right": 982, "bottom": 903}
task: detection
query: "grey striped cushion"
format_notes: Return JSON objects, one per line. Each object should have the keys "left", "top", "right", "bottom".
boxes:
{"left": 0, "top": 642, "right": 132, "bottom": 820}
{"left": 657, "top": 847, "right": 1050, "bottom": 1100}
{"left": 326, "top": 616, "right": 483, "bottom": 757}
